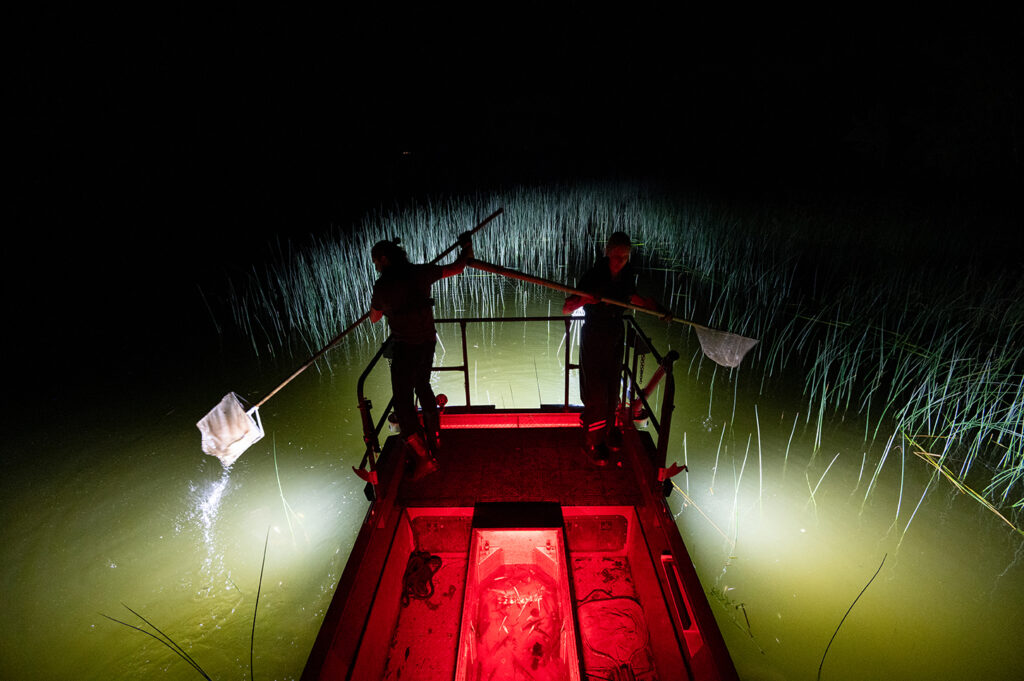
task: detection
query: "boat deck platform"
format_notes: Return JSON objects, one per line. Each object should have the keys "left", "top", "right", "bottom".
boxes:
{"left": 394, "top": 413, "right": 646, "bottom": 509}
{"left": 304, "top": 406, "right": 738, "bottom": 680}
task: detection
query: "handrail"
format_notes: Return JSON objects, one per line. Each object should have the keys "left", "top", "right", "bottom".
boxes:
{"left": 354, "top": 314, "right": 677, "bottom": 496}
{"left": 434, "top": 315, "right": 577, "bottom": 410}
{"left": 621, "top": 316, "right": 678, "bottom": 473}
{"left": 354, "top": 340, "right": 392, "bottom": 499}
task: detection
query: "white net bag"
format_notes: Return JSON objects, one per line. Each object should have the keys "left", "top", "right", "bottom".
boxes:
{"left": 196, "top": 393, "right": 265, "bottom": 467}
{"left": 694, "top": 325, "right": 759, "bottom": 368}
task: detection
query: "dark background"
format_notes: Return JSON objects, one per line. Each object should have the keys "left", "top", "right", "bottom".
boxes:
{"left": 8, "top": 5, "right": 1022, "bottom": 398}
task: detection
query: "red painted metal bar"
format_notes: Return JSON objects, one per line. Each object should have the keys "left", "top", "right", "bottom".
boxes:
{"left": 440, "top": 410, "right": 581, "bottom": 429}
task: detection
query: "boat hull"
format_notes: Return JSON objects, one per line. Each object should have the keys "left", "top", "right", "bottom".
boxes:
{"left": 302, "top": 410, "right": 738, "bottom": 681}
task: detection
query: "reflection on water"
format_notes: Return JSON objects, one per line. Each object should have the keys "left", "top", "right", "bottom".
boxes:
{"left": 1, "top": 300, "right": 1021, "bottom": 680}
{"left": 188, "top": 469, "right": 232, "bottom": 591}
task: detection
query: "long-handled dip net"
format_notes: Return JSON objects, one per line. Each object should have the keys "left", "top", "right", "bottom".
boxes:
{"left": 468, "top": 258, "right": 758, "bottom": 369}
{"left": 196, "top": 392, "right": 265, "bottom": 468}
{"left": 196, "top": 208, "right": 505, "bottom": 467}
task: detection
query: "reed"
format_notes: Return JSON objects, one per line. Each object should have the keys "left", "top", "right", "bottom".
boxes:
{"left": 672, "top": 481, "right": 732, "bottom": 547}
{"left": 853, "top": 452, "right": 866, "bottom": 494}
{"left": 216, "top": 180, "right": 1023, "bottom": 523}
{"left": 732, "top": 435, "right": 751, "bottom": 543}
{"left": 252, "top": 526, "right": 270, "bottom": 681}
{"left": 683, "top": 431, "right": 690, "bottom": 495}
{"left": 805, "top": 472, "right": 818, "bottom": 516}
{"left": 892, "top": 436, "right": 906, "bottom": 532}
{"left": 817, "top": 554, "right": 887, "bottom": 681}
{"left": 755, "top": 405, "right": 763, "bottom": 511}
{"left": 273, "top": 436, "right": 298, "bottom": 546}
{"left": 104, "top": 519, "right": 276, "bottom": 679}
{"left": 783, "top": 412, "right": 799, "bottom": 477}
{"left": 100, "top": 604, "right": 213, "bottom": 680}
{"left": 898, "top": 476, "right": 937, "bottom": 550}
{"left": 710, "top": 422, "right": 726, "bottom": 494}
{"left": 707, "top": 365, "right": 717, "bottom": 419}
{"left": 805, "top": 452, "right": 842, "bottom": 513}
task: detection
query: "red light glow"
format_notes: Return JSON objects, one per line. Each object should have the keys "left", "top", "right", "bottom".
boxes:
{"left": 455, "top": 528, "right": 581, "bottom": 680}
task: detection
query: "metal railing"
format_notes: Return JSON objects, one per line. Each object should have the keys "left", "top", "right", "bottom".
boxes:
{"left": 623, "top": 317, "right": 680, "bottom": 471}
{"left": 355, "top": 315, "right": 678, "bottom": 496}
{"left": 430, "top": 315, "right": 578, "bottom": 409}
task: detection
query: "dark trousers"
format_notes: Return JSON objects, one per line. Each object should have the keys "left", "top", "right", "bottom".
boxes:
{"left": 390, "top": 339, "right": 438, "bottom": 441}
{"left": 580, "top": 325, "right": 624, "bottom": 441}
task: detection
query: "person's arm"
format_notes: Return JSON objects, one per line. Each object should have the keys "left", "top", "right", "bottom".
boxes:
{"left": 440, "top": 233, "right": 474, "bottom": 279}
{"left": 630, "top": 293, "right": 673, "bottom": 321}
{"left": 563, "top": 265, "right": 601, "bottom": 314}
{"left": 369, "top": 284, "right": 384, "bottom": 323}
{"left": 562, "top": 293, "right": 597, "bottom": 314}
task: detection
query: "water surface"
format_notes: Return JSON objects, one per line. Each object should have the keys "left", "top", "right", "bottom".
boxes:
{"left": 1, "top": 301, "right": 1020, "bottom": 680}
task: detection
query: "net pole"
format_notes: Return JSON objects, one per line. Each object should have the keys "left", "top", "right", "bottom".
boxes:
{"left": 468, "top": 258, "right": 708, "bottom": 329}
{"left": 467, "top": 258, "right": 758, "bottom": 369}
{"left": 250, "top": 208, "right": 504, "bottom": 411}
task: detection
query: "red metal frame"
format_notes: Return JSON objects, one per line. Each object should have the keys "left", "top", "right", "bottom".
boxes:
{"left": 440, "top": 409, "right": 582, "bottom": 429}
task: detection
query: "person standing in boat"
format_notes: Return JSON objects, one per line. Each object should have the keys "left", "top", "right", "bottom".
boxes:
{"left": 369, "top": 234, "right": 473, "bottom": 479}
{"left": 562, "top": 231, "right": 670, "bottom": 465}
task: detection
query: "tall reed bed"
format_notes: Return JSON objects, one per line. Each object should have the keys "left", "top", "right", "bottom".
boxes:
{"left": 220, "top": 181, "right": 1023, "bottom": 521}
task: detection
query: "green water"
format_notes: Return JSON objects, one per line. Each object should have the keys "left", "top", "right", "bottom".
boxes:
{"left": 667, "top": 355, "right": 1024, "bottom": 681}
{"left": 1, "top": 302, "right": 1021, "bottom": 680}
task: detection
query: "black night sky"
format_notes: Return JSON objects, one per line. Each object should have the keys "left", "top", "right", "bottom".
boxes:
{"left": 8, "top": 5, "right": 1022, "bottom": 404}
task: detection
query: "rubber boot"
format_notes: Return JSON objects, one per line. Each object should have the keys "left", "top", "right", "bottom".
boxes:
{"left": 422, "top": 410, "right": 441, "bottom": 456}
{"left": 406, "top": 432, "right": 439, "bottom": 481}
{"left": 585, "top": 428, "right": 609, "bottom": 467}
{"left": 607, "top": 424, "right": 624, "bottom": 451}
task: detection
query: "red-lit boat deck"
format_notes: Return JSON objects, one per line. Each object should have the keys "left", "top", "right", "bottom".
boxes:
{"left": 303, "top": 409, "right": 738, "bottom": 681}
{"left": 399, "top": 415, "right": 642, "bottom": 508}
{"left": 302, "top": 317, "right": 737, "bottom": 680}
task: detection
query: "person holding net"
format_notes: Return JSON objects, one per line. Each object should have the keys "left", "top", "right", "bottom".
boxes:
{"left": 370, "top": 234, "right": 473, "bottom": 480}
{"left": 563, "top": 232, "right": 671, "bottom": 466}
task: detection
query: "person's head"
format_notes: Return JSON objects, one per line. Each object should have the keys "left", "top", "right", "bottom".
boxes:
{"left": 371, "top": 239, "right": 409, "bottom": 272}
{"left": 605, "top": 231, "right": 632, "bottom": 276}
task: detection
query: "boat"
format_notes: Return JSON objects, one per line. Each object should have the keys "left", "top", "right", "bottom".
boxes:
{"left": 301, "top": 314, "right": 739, "bottom": 681}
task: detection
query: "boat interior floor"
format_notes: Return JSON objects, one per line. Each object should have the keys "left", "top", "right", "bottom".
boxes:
{"left": 381, "top": 530, "right": 661, "bottom": 680}
{"left": 394, "top": 425, "right": 647, "bottom": 508}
